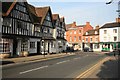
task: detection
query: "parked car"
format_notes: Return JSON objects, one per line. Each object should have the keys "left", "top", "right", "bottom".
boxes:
{"left": 83, "top": 47, "right": 93, "bottom": 52}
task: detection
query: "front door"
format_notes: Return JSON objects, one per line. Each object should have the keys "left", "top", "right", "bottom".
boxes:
{"left": 90, "top": 43, "right": 93, "bottom": 49}
{"left": 13, "top": 39, "right": 18, "bottom": 57}
{"left": 37, "top": 42, "right": 40, "bottom": 54}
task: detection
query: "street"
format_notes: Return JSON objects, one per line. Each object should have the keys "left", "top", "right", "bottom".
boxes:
{"left": 2, "top": 52, "right": 106, "bottom": 79}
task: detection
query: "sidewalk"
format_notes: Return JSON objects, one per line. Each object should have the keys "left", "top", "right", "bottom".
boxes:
{"left": 88, "top": 56, "right": 119, "bottom": 78}
{"left": 1, "top": 52, "right": 74, "bottom": 65}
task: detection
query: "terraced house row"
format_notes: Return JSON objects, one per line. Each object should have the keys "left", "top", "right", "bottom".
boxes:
{"left": 0, "top": 0, "right": 67, "bottom": 58}
{"left": 65, "top": 18, "right": 120, "bottom": 52}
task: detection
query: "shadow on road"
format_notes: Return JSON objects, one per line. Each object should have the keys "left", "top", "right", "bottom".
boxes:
{"left": 0, "top": 60, "right": 15, "bottom": 65}
{"left": 96, "top": 55, "right": 119, "bottom": 79}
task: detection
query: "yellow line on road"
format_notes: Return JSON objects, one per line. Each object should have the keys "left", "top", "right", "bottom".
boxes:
{"left": 75, "top": 57, "right": 110, "bottom": 80}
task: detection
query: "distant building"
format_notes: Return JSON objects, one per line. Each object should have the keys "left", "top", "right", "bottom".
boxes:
{"left": 83, "top": 26, "right": 100, "bottom": 51}
{"left": 65, "top": 22, "right": 93, "bottom": 50}
{"left": 52, "top": 14, "right": 67, "bottom": 53}
{"left": 99, "top": 18, "right": 120, "bottom": 51}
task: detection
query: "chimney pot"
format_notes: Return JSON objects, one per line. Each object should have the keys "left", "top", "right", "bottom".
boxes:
{"left": 116, "top": 18, "right": 120, "bottom": 22}
{"left": 86, "top": 22, "right": 90, "bottom": 25}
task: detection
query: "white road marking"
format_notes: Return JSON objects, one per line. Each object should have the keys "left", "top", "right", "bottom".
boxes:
{"left": 56, "top": 60, "right": 70, "bottom": 64}
{"left": 20, "top": 65, "right": 48, "bottom": 74}
{"left": 74, "top": 57, "right": 80, "bottom": 60}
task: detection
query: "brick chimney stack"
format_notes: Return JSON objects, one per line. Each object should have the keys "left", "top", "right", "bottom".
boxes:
{"left": 86, "top": 22, "right": 90, "bottom": 25}
{"left": 72, "top": 21, "right": 76, "bottom": 27}
{"left": 116, "top": 18, "right": 120, "bottom": 22}
{"left": 95, "top": 25, "right": 99, "bottom": 29}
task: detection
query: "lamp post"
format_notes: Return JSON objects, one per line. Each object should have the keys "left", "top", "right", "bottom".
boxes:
{"left": 82, "top": 39, "right": 84, "bottom": 51}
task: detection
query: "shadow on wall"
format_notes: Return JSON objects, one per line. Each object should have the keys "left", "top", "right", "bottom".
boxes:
{"left": 96, "top": 57, "right": 119, "bottom": 79}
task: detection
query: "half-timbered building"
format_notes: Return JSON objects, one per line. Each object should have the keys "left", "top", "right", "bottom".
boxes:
{"left": 1, "top": 1, "right": 41, "bottom": 58}
{"left": 52, "top": 14, "right": 67, "bottom": 53}
{"left": 35, "top": 6, "right": 55, "bottom": 54}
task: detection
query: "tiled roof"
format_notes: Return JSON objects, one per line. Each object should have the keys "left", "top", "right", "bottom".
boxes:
{"left": 60, "top": 17, "right": 64, "bottom": 22}
{"left": 83, "top": 29, "right": 99, "bottom": 36}
{"left": 27, "top": 4, "right": 40, "bottom": 24}
{"left": 77, "top": 25, "right": 86, "bottom": 27}
{"left": 35, "top": 6, "right": 50, "bottom": 24}
{"left": 52, "top": 14, "right": 59, "bottom": 20}
{"left": 100, "top": 22, "right": 120, "bottom": 29}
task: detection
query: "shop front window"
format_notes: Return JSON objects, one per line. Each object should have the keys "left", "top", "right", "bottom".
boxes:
{"left": 21, "top": 40, "right": 28, "bottom": 51}
{"left": 0, "top": 39, "right": 10, "bottom": 53}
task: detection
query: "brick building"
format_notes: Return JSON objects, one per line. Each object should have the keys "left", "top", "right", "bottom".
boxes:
{"left": 65, "top": 22, "right": 93, "bottom": 50}
{"left": 83, "top": 26, "right": 100, "bottom": 51}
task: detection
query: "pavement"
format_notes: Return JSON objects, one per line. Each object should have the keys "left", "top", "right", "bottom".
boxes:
{"left": 1, "top": 52, "right": 75, "bottom": 65}
{"left": 84, "top": 55, "right": 119, "bottom": 79}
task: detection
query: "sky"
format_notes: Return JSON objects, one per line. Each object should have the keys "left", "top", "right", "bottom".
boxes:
{"left": 27, "top": 0, "right": 118, "bottom": 28}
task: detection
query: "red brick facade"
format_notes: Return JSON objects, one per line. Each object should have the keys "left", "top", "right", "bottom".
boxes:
{"left": 65, "top": 22, "right": 93, "bottom": 50}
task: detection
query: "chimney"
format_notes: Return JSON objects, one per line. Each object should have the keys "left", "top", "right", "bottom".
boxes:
{"left": 116, "top": 18, "right": 120, "bottom": 22}
{"left": 95, "top": 25, "right": 99, "bottom": 29}
{"left": 72, "top": 21, "right": 76, "bottom": 27}
{"left": 86, "top": 22, "right": 90, "bottom": 25}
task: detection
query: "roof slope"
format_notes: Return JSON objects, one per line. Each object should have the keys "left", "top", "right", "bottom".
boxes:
{"left": 100, "top": 22, "right": 120, "bottom": 29}
{"left": 27, "top": 4, "right": 40, "bottom": 24}
{"left": 52, "top": 14, "right": 59, "bottom": 20}
{"left": 35, "top": 7, "right": 50, "bottom": 25}
{"left": 83, "top": 29, "right": 99, "bottom": 36}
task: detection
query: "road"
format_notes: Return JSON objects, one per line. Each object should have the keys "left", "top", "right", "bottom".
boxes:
{"left": 2, "top": 52, "right": 106, "bottom": 79}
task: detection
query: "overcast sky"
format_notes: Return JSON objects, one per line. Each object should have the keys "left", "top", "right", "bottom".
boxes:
{"left": 27, "top": 0, "right": 118, "bottom": 28}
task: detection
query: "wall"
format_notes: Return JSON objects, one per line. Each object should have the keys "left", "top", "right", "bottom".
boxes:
{"left": 29, "top": 38, "right": 40, "bottom": 54}
{"left": 100, "top": 27, "right": 119, "bottom": 42}
{"left": 50, "top": 41, "right": 57, "bottom": 53}
{"left": 118, "top": 27, "right": 120, "bottom": 42}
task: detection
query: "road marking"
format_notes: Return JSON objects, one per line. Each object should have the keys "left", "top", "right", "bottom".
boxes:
{"left": 20, "top": 65, "right": 48, "bottom": 74}
{"left": 73, "top": 57, "right": 80, "bottom": 60}
{"left": 56, "top": 60, "right": 70, "bottom": 64}
{"left": 75, "top": 57, "right": 110, "bottom": 79}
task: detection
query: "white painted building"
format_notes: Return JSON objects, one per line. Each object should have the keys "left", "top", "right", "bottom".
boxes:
{"left": 99, "top": 18, "right": 120, "bottom": 51}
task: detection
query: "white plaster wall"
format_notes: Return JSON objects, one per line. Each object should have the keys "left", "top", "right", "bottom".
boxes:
{"left": 17, "top": 39, "right": 21, "bottom": 56}
{"left": 93, "top": 44, "right": 100, "bottom": 51}
{"left": 29, "top": 38, "right": 40, "bottom": 54}
{"left": 100, "top": 27, "right": 119, "bottom": 42}
{"left": 118, "top": 27, "right": 120, "bottom": 42}
{"left": 50, "top": 41, "right": 57, "bottom": 53}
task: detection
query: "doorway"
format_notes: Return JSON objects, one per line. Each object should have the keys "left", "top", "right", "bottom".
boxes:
{"left": 37, "top": 42, "right": 40, "bottom": 54}
{"left": 13, "top": 39, "right": 18, "bottom": 57}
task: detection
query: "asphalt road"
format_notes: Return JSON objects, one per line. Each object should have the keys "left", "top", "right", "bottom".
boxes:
{"left": 2, "top": 52, "right": 106, "bottom": 78}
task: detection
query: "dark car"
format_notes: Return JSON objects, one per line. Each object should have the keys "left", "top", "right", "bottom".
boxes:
{"left": 83, "top": 47, "right": 93, "bottom": 52}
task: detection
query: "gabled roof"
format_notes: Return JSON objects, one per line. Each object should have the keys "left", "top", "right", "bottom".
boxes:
{"left": 83, "top": 29, "right": 99, "bottom": 36}
{"left": 100, "top": 22, "right": 120, "bottom": 29}
{"left": 60, "top": 17, "right": 66, "bottom": 31}
{"left": 2, "top": 0, "right": 39, "bottom": 24}
{"left": 27, "top": 4, "right": 40, "bottom": 24}
{"left": 60, "top": 17, "right": 64, "bottom": 22}
{"left": 52, "top": 14, "right": 59, "bottom": 20}
{"left": 35, "top": 6, "right": 51, "bottom": 24}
